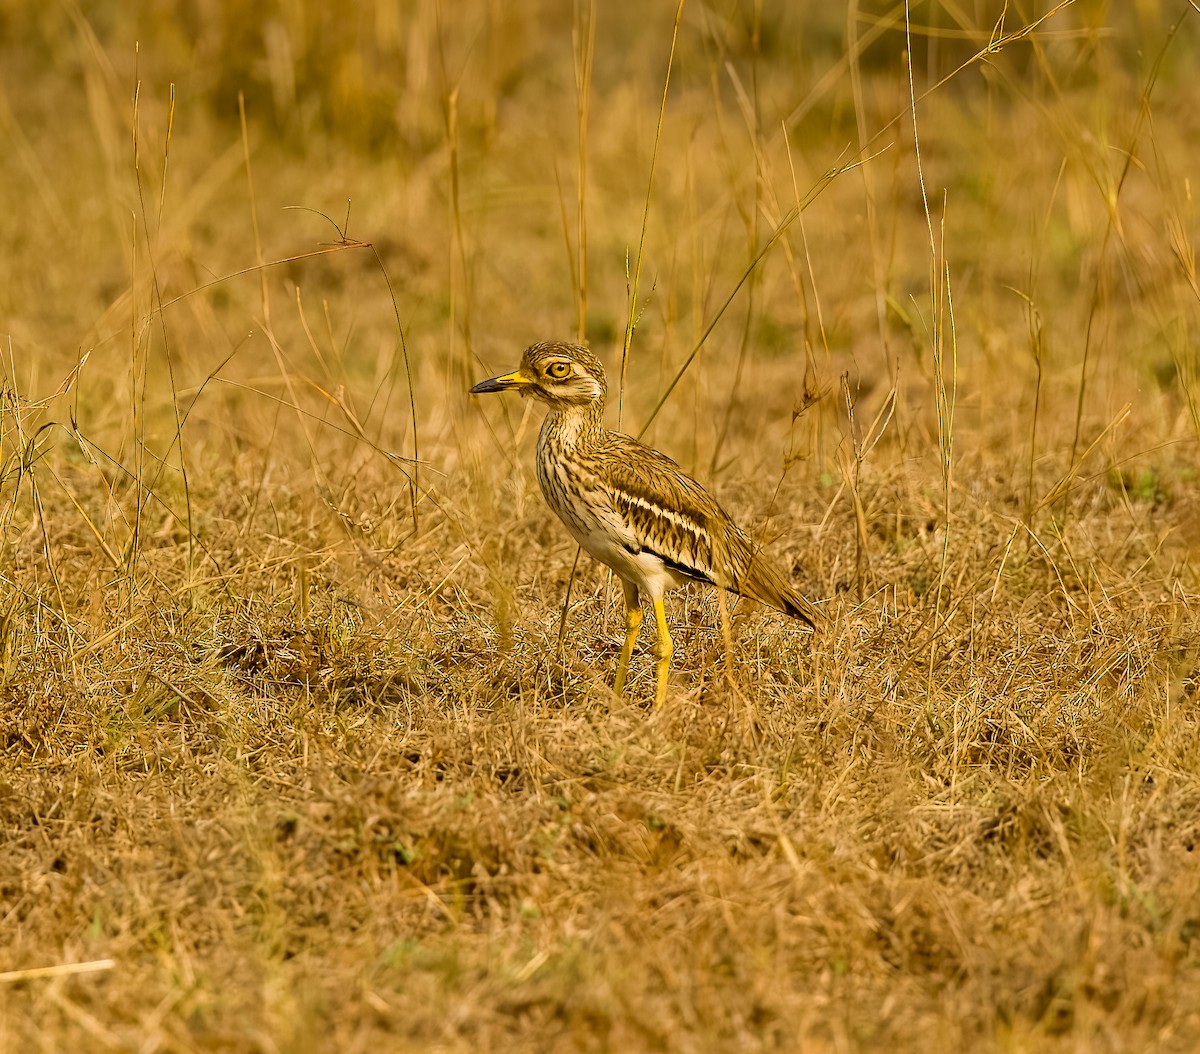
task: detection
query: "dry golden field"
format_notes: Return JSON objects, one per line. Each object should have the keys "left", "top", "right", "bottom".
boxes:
{"left": 2, "top": 1, "right": 1200, "bottom": 1050}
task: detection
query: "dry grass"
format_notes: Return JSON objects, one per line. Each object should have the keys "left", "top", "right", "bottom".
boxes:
{"left": 3, "top": 1, "right": 1200, "bottom": 1050}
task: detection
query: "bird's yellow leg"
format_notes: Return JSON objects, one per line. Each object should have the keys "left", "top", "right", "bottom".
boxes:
{"left": 651, "top": 596, "right": 674, "bottom": 710}
{"left": 613, "top": 581, "right": 643, "bottom": 696}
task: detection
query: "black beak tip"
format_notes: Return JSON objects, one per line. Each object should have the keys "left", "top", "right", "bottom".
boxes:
{"left": 469, "top": 378, "right": 501, "bottom": 395}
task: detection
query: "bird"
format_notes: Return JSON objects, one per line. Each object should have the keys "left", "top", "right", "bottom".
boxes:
{"left": 470, "top": 340, "right": 821, "bottom": 709}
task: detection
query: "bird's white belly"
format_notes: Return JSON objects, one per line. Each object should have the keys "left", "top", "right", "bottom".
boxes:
{"left": 566, "top": 517, "right": 686, "bottom": 600}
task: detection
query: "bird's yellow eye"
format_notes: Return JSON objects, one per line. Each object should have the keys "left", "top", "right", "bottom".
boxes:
{"left": 545, "top": 361, "right": 571, "bottom": 380}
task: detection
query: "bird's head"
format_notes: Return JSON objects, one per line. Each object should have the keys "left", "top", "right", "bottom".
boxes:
{"left": 470, "top": 341, "right": 607, "bottom": 409}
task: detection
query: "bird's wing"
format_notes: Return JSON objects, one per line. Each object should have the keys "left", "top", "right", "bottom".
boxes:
{"left": 597, "top": 433, "right": 736, "bottom": 587}
{"left": 598, "top": 432, "right": 821, "bottom": 628}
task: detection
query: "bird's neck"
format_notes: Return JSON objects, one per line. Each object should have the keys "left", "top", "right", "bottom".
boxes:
{"left": 539, "top": 400, "right": 605, "bottom": 454}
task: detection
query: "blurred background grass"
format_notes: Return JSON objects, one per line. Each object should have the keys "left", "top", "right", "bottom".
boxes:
{"left": 3, "top": 0, "right": 1197, "bottom": 463}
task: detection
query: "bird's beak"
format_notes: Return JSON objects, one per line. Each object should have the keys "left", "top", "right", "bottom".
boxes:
{"left": 469, "top": 368, "right": 532, "bottom": 395}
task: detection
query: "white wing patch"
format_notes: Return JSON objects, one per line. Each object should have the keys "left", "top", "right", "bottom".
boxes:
{"left": 616, "top": 491, "right": 704, "bottom": 538}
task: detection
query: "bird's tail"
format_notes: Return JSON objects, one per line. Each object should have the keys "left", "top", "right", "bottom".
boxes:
{"left": 738, "top": 553, "right": 823, "bottom": 629}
